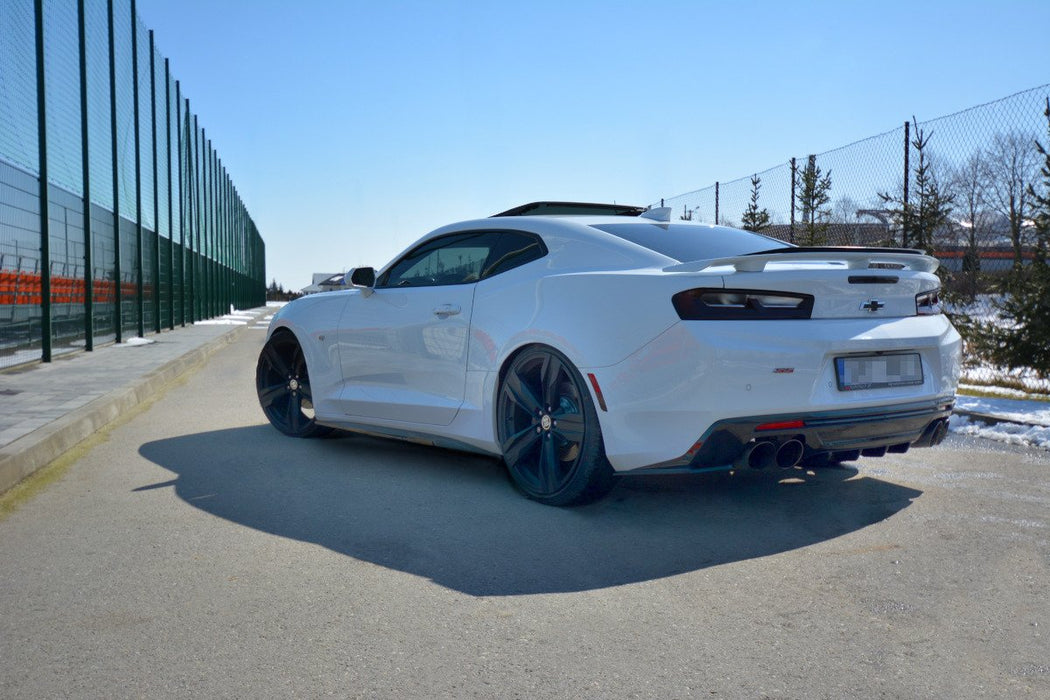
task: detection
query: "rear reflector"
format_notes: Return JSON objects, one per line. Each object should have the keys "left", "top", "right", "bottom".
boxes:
{"left": 755, "top": 419, "right": 805, "bottom": 431}
{"left": 587, "top": 373, "right": 608, "bottom": 412}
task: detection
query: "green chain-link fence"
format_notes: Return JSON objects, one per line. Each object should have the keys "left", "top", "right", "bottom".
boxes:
{"left": 0, "top": 0, "right": 266, "bottom": 370}
{"left": 657, "top": 84, "right": 1050, "bottom": 395}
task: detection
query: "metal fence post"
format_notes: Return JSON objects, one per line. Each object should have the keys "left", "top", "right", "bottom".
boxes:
{"left": 131, "top": 0, "right": 144, "bottom": 338}
{"left": 175, "top": 82, "right": 183, "bottom": 325}
{"left": 714, "top": 182, "right": 719, "bottom": 225}
{"left": 149, "top": 30, "right": 160, "bottom": 333}
{"left": 107, "top": 0, "right": 121, "bottom": 343}
{"left": 165, "top": 59, "right": 174, "bottom": 330}
{"left": 193, "top": 114, "right": 201, "bottom": 321}
{"left": 789, "top": 157, "right": 796, "bottom": 244}
{"left": 902, "top": 120, "right": 910, "bottom": 248}
{"left": 77, "top": 0, "right": 94, "bottom": 351}
{"left": 34, "top": 0, "right": 52, "bottom": 362}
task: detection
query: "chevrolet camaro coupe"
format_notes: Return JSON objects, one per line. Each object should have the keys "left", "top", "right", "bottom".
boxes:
{"left": 257, "top": 202, "right": 961, "bottom": 505}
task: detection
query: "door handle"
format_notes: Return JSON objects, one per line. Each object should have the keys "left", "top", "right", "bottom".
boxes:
{"left": 432, "top": 304, "right": 461, "bottom": 318}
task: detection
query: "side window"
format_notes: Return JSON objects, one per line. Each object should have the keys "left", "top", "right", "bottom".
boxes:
{"left": 377, "top": 230, "right": 547, "bottom": 288}
{"left": 481, "top": 231, "right": 547, "bottom": 279}
{"left": 378, "top": 232, "right": 501, "bottom": 288}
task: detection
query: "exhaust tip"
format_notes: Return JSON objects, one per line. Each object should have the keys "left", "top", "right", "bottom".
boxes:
{"left": 931, "top": 419, "right": 950, "bottom": 445}
{"left": 776, "top": 439, "right": 805, "bottom": 468}
{"left": 743, "top": 441, "right": 777, "bottom": 469}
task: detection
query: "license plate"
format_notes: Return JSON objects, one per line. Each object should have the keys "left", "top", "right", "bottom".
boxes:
{"left": 835, "top": 353, "right": 923, "bottom": 391}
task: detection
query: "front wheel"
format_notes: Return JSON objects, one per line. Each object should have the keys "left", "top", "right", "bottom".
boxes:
{"left": 256, "top": 331, "right": 332, "bottom": 438}
{"left": 497, "top": 346, "right": 614, "bottom": 506}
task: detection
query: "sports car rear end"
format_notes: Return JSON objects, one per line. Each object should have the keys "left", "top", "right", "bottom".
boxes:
{"left": 583, "top": 245, "right": 961, "bottom": 473}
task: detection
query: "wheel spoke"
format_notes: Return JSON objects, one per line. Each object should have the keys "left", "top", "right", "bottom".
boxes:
{"left": 263, "top": 342, "right": 291, "bottom": 378}
{"left": 552, "top": 411, "right": 585, "bottom": 445}
{"left": 501, "top": 424, "right": 541, "bottom": 468}
{"left": 257, "top": 381, "right": 287, "bottom": 409}
{"left": 504, "top": 367, "right": 542, "bottom": 414}
{"left": 538, "top": 435, "right": 561, "bottom": 493}
{"left": 298, "top": 380, "right": 313, "bottom": 403}
{"left": 291, "top": 346, "right": 307, "bottom": 379}
{"left": 540, "top": 353, "right": 565, "bottom": 409}
{"left": 287, "top": 392, "right": 303, "bottom": 432}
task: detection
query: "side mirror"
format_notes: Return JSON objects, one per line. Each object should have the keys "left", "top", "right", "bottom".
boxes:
{"left": 346, "top": 267, "right": 376, "bottom": 296}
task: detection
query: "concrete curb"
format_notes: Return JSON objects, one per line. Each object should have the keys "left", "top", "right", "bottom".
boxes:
{"left": 0, "top": 325, "right": 247, "bottom": 495}
{"left": 952, "top": 408, "right": 1050, "bottom": 429}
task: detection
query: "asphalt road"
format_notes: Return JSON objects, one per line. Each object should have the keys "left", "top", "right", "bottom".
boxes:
{"left": 1, "top": 329, "right": 1048, "bottom": 698}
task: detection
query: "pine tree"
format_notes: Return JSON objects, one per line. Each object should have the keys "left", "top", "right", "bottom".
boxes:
{"left": 740, "top": 174, "right": 771, "bottom": 232}
{"left": 986, "top": 97, "right": 1050, "bottom": 378}
{"left": 794, "top": 156, "right": 832, "bottom": 245}
{"left": 878, "top": 121, "right": 954, "bottom": 252}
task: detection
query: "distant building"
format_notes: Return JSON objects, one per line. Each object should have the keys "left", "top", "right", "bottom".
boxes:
{"left": 300, "top": 272, "right": 345, "bottom": 295}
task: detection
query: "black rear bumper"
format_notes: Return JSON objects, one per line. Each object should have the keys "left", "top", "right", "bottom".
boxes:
{"left": 639, "top": 398, "right": 955, "bottom": 474}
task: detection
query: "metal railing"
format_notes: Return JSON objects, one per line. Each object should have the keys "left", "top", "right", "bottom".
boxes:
{"left": 0, "top": 0, "right": 266, "bottom": 369}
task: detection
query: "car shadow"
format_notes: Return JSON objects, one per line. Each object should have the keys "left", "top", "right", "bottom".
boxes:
{"left": 138, "top": 426, "right": 922, "bottom": 596}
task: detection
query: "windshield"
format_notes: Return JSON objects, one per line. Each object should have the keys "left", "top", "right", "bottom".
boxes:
{"left": 592, "top": 223, "right": 791, "bottom": 263}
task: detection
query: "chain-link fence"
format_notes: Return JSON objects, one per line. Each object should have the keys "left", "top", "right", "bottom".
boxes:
{"left": 657, "top": 84, "right": 1050, "bottom": 395}
{"left": 0, "top": 0, "right": 266, "bottom": 370}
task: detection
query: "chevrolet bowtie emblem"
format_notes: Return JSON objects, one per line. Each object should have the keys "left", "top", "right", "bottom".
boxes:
{"left": 861, "top": 299, "right": 885, "bottom": 312}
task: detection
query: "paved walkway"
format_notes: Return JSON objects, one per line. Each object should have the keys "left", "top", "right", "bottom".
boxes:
{"left": 0, "top": 306, "right": 272, "bottom": 494}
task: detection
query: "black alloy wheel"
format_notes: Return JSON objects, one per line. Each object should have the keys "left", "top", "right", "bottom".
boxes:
{"left": 497, "top": 346, "right": 614, "bottom": 506}
{"left": 256, "top": 331, "right": 331, "bottom": 438}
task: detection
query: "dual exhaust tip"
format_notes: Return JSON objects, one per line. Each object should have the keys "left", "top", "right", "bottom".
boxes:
{"left": 740, "top": 417, "right": 949, "bottom": 470}
{"left": 739, "top": 438, "right": 805, "bottom": 470}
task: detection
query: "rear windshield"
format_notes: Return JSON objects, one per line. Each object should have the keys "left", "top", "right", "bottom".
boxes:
{"left": 592, "top": 223, "right": 791, "bottom": 263}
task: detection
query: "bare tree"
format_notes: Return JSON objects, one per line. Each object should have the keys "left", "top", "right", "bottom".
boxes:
{"left": 983, "top": 131, "right": 1040, "bottom": 268}
{"left": 831, "top": 195, "right": 860, "bottom": 245}
{"left": 951, "top": 152, "right": 993, "bottom": 299}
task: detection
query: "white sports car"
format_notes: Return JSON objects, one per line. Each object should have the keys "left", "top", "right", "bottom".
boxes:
{"left": 257, "top": 202, "right": 961, "bottom": 505}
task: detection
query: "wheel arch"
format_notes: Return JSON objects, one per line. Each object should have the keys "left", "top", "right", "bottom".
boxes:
{"left": 492, "top": 341, "right": 609, "bottom": 458}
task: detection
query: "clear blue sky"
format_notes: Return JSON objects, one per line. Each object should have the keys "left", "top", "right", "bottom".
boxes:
{"left": 134, "top": 0, "right": 1050, "bottom": 291}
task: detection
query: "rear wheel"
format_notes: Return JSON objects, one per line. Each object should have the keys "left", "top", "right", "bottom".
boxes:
{"left": 497, "top": 346, "right": 614, "bottom": 506}
{"left": 256, "top": 331, "right": 332, "bottom": 438}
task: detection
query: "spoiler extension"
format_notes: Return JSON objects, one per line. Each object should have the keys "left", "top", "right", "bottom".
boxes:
{"left": 663, "top": 246, "right": 940, "bottom": 274}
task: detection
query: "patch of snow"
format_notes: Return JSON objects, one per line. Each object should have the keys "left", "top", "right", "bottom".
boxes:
{"left": 116, "top": 336, "right": 156, "bottom": 347}
{"left": 194, "top": 319, "right": 248, "bottom": 326}
{"left": 955, "top": 395, "right": 1050, "bottom": 427}
{"left": 951, "top": 414, "right": 1050, "bottom": 450}
{"left": 952, "top": 394, "right": 1050, "bottom": 450}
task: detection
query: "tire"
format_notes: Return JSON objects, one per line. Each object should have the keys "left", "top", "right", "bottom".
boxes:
{"left": 497, "top": 346, "right": 614, "bottom": 506}
{"left": 256, "top": 330, "right": 332, "bottom": 438}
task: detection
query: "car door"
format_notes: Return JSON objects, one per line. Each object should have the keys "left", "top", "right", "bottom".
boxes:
{"left": 335, "top": 231, "right": 501, "bottom": 426}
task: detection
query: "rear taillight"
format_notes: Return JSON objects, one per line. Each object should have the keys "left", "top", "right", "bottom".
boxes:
{"left": 672, "top": 288, "right": 813, "bottom": 320}
{"left": 915, "top": 289, "right": 941, "bottom": 315}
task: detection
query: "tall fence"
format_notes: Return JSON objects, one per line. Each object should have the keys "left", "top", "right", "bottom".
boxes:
{"left": 657, "top": 84, "right": 1050, "bottom": 394}
{"left": 0, "top": 0, "right": 266, "bottom": 370}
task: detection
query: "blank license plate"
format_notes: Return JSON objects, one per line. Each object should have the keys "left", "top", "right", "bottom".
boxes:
{"left": 835, "top": 353, "right": 923, "bottom": 391}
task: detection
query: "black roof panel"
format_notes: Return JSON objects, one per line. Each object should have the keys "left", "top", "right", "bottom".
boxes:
{"left": 492, "top": 201, "right": 646, "bottom": 217}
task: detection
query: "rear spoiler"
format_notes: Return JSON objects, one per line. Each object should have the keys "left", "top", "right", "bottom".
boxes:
{"left": 663, "top": 246, "right": 939, "bottom": 274}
